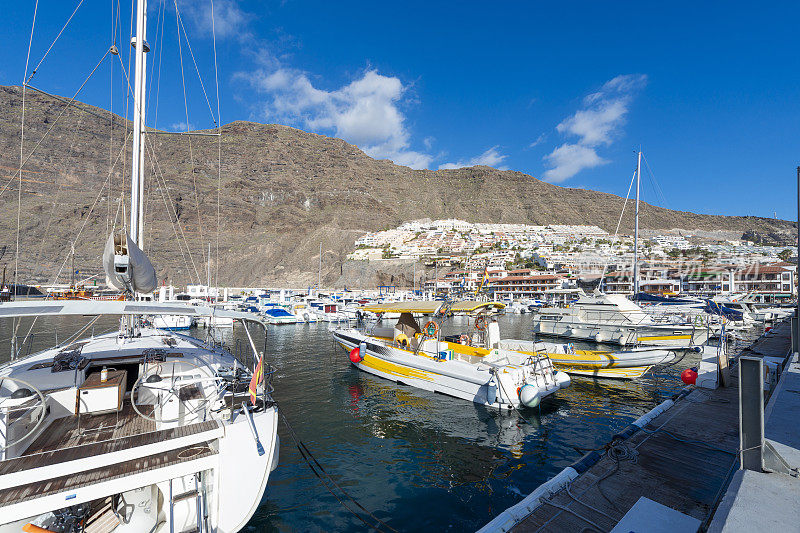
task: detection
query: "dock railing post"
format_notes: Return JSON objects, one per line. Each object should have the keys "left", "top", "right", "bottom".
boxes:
{"left": 739, "top": 356, "right": 764, "bottom": 472}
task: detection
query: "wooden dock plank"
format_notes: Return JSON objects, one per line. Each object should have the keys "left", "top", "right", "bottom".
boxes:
{"left": 511, "top": 322, "right": 792, "bottom": 533}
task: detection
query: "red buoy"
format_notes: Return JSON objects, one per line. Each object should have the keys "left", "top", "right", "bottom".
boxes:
{"left": 681, "top": 368, "right": 698, "bottom": 385}
{"left": 349, "top": 347, "right": 362, "bottom": 363}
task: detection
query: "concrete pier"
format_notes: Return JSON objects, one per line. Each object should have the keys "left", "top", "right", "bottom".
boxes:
{"left": 479, "top": 320, "right": 795, "bottom": 533}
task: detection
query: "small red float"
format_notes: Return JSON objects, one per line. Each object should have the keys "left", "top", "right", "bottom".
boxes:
{"left": 349, "top": 347, "right": 362, "bottom": 363}
{"left": 681, "top": 368, "right": 698, "bottom": 385}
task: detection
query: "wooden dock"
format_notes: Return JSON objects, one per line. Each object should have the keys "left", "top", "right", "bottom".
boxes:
{"left": 506, "top": 321, "right": 792, "bottom": 533}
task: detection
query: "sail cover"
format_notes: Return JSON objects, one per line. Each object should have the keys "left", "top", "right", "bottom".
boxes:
{"left": 103, "top": 231, "right": 157, "bottom": 294}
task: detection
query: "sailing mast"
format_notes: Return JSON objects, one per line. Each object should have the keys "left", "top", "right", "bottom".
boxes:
{"left": 633, "top": 150, "right": 641, "bottom": 295}
{"left": 129, "top": 0, "right": 148, "bottom": 247}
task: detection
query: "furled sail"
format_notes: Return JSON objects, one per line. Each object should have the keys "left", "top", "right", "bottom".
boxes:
{"left": 103, "top": 231, "right": 157, "bottom": 294}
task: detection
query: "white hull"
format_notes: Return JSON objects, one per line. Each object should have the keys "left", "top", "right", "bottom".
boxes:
{"left": 333, "top": 328, "right": 569, "bottom": 410}
{"left": 532, "top": 317, "right": 708, "bottom": 347}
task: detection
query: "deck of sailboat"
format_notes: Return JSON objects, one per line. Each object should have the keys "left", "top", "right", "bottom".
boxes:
{"left": 0, "top": 401, "right": 221, "bottom": 475}
{"left": 0, "top": 441, "right": 217, "bottom": 508}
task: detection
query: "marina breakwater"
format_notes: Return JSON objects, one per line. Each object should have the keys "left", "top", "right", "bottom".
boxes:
{"left": 480, "top": 318, "right": 796, "bottom": 533}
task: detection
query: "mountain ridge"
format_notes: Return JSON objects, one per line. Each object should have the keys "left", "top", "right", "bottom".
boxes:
{"left": 0, "top": 85, "right": 793, "bottom": 287}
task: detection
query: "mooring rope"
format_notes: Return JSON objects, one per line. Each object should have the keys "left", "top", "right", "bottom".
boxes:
{"left": 277, "top": 405, "right": 398, "bottom": 533}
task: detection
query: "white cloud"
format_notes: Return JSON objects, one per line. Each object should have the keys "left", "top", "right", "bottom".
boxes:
{"left": 543, "top": 74, "right": 646, "bottom": 183}
{"left": 543, "top": 144, "right": 607, "bottom": 183}
{"left": 178, "top": 0, "right": 248, "bottom": 40}
{"left": 240, "top": 67, "right": 434, "bottom": 169}
{"left": 529, "top": 133, "right": 546, "bottom": 148}
{"left": 169, "top": 122, "right": 195, "bottom": 132}
{"left": 439, "top": 146, "right": 508, "bottom": 170}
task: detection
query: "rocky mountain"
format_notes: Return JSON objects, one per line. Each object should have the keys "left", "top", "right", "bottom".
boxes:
{"left": 0, "top": 85, "right": 794, "bottom": 288}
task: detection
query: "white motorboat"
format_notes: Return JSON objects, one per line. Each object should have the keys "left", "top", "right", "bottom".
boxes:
{"left": 290, "top": 303, "right": 319, "bottom": 322}
{"left": 333, "top": 301, "right": 571, "bottom": 410}
{"left": 532, "top": 292, "right": 710, "bottom": 347}
{"left": 261, "top": 305, "right": 300, "bottom": 325}
{"left": 497, "top": 339, "right": 677, "bottom": 379}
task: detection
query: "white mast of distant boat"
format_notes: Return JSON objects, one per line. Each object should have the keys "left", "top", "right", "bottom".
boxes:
{"left": 633, "top": 149, "right": 641, "bottom": 295}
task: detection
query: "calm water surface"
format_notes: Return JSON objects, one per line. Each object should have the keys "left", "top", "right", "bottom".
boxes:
{"left": 0, "top": 314, "right": 723, "bottom": 532}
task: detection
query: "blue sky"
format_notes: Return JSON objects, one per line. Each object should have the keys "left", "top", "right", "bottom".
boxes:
{"left": 1, "top": 1, "right": 798, "bottom": 220}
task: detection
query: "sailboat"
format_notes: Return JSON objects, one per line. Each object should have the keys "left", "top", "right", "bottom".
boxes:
{"left": 0, "top": 2, "right": 278, "bottom": 531}
{"left": 531, "top": 152, "right": 710, "bottom": 353}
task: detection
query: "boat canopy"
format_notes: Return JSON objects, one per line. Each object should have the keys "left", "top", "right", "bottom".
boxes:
{"left": 361, "top": 300, "right": 505, "bottom": 315}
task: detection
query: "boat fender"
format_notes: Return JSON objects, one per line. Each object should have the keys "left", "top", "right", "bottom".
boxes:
{"left": 632, "top": 399, "right": 674, "bottom": 428}
{"left": 612, "top": 424, "right": 640, "bottom": 441}
{"left": 519, "top": 384, "right": 541, "bottom": 408}
{"left": 554, "top": 371, "right": 571, "bottom": 389}
{"left": 594, "top": 333, "right": 606, "bottom": 343}
{"left": 681, "top": 367, "right": 698, "bottom": 385}
{"left": 349, "top": 347, "right": 362, "bottom": 363}
{"left": 569, "top": 450, "right": 602, "bottom": 473}
{"left": 476, "top": 467, "right": 579, "bottom": 533}
{"left": 487, "top": 378, "right": 497, "bottom": 405}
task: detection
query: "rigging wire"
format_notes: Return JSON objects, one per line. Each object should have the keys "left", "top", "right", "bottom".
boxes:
{"left": 277, "top": 406, "right": 399, "bottom": 533}
{"left": 26, "top": 0, "right": 85, "bottom": 85}
{"left": 0, "top": 48, "right": 113, "bottom": 201}
{"left": 641, "top": 152, "right": 670, "bottom": 211}
{"left": 597, "top": 168, "right": 637, "bottom": 290}
{"left": 114, "top": 52, "right": 203, "bottom": 284}
{"left": 174, "top": 1, "right": 207, "bottom": 269}
{"left": 47, "top": 132, "right": 132, "bottom": 288}
{"left": 174, "top": 4, "right": 220, "bottom": 127}
{"left": 11, "top": 0, "right": 40, "bottom": 358}
{"left": 211, "top": 0, "right": 222, "bottom": 292}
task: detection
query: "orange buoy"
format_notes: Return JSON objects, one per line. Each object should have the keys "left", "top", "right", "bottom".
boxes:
{"left": 681, "top": 368, "right": 698, "bottom": 385}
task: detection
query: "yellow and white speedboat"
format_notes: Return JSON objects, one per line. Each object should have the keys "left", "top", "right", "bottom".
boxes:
{"left": 499, "top": 340, "right": 677, "bottom": 379}
{"left": 332, "top": 301, "right": 571, "bottom": 410}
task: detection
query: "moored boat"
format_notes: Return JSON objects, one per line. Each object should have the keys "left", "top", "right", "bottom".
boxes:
{"left": 498, "top": 339, "right": 677, "bottom": 379}
{"left": 333, "top": 301, "right": 571, "bottom": 410}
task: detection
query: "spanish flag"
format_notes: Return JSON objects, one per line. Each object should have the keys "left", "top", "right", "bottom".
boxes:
{"left": 474, "top": 266, "right": 489, "bottom": 297}
{"left": 249, "top": 355, "right": 264, "bottom": 405}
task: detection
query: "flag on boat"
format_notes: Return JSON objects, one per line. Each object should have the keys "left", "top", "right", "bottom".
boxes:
{"left": 249, "top": 355, "right": 264, "bottom": 405}
{"left": 474, "top": 266, "right": 489, "bottom": 296}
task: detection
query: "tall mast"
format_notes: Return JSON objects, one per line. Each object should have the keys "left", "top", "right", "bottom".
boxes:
{"left": 129, "top": 0, "right": 148, "bottom": 246}
{"left": 318, "top": 242, "right": 322, "bottom": 291}
{"left": 633, "top": 150, "right": 641, "bottom": 295}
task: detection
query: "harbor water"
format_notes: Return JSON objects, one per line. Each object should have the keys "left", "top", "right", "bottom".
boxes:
{"left": 0, "top": 314, "right": 749, "bottom": 532}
